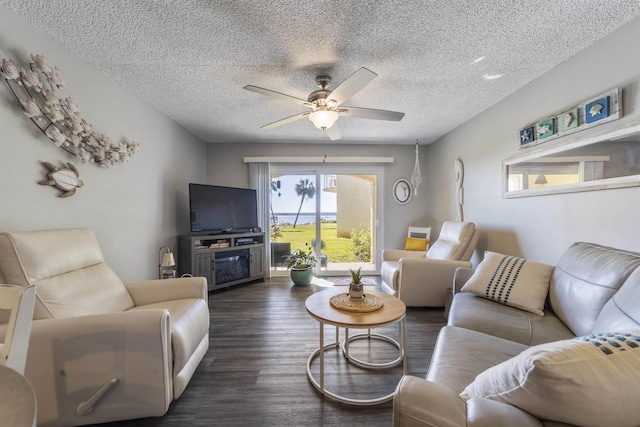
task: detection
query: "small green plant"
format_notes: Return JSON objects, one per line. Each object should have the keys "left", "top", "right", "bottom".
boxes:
{"left": 350, "top": 226, "right": 371, "bottom": 262}
{"left": 282, "top": 242, "right": 317, "bottom": 270}
{"left": 350, "top": 267, "right": 362, "bottom": 284}
{"left": 270, "top": 222, "right": 282, "bottom": 241}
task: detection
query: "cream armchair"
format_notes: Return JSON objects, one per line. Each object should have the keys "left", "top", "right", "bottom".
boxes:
{"left": 381, "top": 221, "right": 478, "bottom": 307}
{"left": 0, "top": 228, "right": 210, "bottom": 427}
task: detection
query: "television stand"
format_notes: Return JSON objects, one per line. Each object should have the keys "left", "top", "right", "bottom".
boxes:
{"left": 178, "top": 232, "right": 265, "bottom": 291}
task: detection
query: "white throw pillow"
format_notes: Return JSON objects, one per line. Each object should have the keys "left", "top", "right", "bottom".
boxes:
{"left": 461, "top": 331, "right": 640, "bottom": 427}
{"left": 461, "top": 251, "right": 554, "bottom": 315}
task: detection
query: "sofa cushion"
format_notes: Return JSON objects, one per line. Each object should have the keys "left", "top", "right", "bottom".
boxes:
{"left": 448, "top": 293, "right": 574, "bottom": 346}
{"left": 461, "top": 331, "right": 640, "bottom": 427}
{"left": 427, "top": 221, "right": 475, "bottom": 261}
{"left": 36, "top": 264, "right": 134, "bottom": 318}
{"left": 426, "top": 326, "right": 527, "bottom": 394}
{"left": 461, "top": 252, "right": 554, "bottom": 316}
{"left": 550, "top": 242, "right": 640, "bottom": 337}
{"left": 0, "top": 229, "right": 134, "bottom": 319}
{"left": 404, "top": 237, "right": 428, "bottom": 251}
{"left": 595, "top": 267, "right": 640, "bottom": 332}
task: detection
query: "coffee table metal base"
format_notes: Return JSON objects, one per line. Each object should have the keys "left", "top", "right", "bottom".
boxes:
{"left": 306, "top": 321, "right": 406, "bottom": 406}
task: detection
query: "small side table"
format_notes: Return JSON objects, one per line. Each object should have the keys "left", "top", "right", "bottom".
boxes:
{"left": 305, "top": 288, "right": 407, "bottom": 405}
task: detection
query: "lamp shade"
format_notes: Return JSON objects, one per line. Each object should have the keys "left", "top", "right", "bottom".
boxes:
{"left": 309, "top": 110, "right": 338, "bottom": 129}
{"left": 161, "top": 252, "right": 176, "bottom": 267}
{"left": 535, "top": 174, "right": 548, "bottom": 185}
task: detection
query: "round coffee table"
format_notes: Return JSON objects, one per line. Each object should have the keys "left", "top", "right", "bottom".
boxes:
{"left": 305, "top": 287, "right": 407, "bottom": 405}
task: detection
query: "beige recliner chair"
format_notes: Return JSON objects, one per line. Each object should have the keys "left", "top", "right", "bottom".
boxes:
{"left": 0, "top": 228, "right": 210, "bottom": 426}
{"left": 381, "top": 221, "right": 478, "bottom": 307}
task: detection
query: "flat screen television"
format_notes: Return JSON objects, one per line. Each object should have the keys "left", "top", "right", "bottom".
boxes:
{"left": 189, "top": 183, "right": 259, "bottom": 233}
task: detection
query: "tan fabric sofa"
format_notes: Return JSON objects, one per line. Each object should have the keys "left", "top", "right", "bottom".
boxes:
{"left": 393, "top": 242, "right": 640, "bottom": 427}
{"left": 0, "top": 228, "right": 210, "bottom": 426}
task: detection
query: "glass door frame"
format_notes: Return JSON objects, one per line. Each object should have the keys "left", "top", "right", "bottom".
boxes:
{"left": 270, "top": 164, "right": 385, "bottom": 277}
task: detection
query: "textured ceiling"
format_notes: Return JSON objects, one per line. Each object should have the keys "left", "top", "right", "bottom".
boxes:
{"left": 2, "top": 1, "right": 640, "bottom": 145}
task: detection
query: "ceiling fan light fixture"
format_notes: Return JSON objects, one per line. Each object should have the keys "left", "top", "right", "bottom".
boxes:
{"left": 309, "top": 110, "right": 339, "bottom": 129}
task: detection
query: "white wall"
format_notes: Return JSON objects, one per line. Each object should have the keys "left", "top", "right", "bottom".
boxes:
{"left": 0, "top": 7, "right": 208, "bottom": 280}
{"left": 205, "top": 142, "right": 430, "bottom": 251}
{"left": 424, "top": 16, "right": 640, "bottom": 265}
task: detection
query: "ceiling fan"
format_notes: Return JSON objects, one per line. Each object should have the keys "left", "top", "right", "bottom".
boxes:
{"left": 243, "top": 67, "right": 405, "bottom": 141}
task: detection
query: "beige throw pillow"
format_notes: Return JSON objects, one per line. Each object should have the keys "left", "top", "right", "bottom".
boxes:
{"left": 461, "top": 332, "right": 640, "bottom": 427}
{"left": 460, "top": 251, "right": 553, "bottom": 315}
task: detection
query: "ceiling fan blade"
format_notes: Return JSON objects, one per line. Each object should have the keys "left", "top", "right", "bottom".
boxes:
{"left": 244, "top": 85, "right": 310, "bottom": 107}
{"left": 261, "top": 112, "right": 310, "bottom": 129}
{"left": 340, "top": 106, "right": 405, "bottom": 121}
{"left": 328, "top": 68, "right": 377, "bottom": 105}
{"left": 325, "top": 123, "right": 341, "bottom": 141}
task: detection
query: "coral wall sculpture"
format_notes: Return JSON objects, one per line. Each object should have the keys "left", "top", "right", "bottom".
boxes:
{"left": 1, "top": 54, "right": 139, "bottom": 167}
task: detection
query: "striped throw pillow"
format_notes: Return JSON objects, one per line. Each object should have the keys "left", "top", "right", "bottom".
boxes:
{"left": 461, "top": 251, "right": 554, "bottom": 315}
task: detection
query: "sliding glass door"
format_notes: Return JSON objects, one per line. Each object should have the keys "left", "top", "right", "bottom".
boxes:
{"left": 269, "top": 166, "right": 382, "bottom": 276}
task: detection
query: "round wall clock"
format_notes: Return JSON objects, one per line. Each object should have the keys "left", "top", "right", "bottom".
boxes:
{"left": 393, "top": 178, "right": 412, "bottom": 204}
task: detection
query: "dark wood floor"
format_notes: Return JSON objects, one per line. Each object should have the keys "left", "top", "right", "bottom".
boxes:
{"left": 102, "top": 276, "right": 446, "bottom": 426}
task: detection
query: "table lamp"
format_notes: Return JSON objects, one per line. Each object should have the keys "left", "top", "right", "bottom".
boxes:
{"left": 159, "top": 246, "right": 176, "bottom": 279}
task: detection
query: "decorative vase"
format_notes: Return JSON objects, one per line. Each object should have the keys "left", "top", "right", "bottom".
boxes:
{"left": 290, "top": 267, "right": 314, "bottom": 285}
{"left": 349, "top": 282, "right": 364, "bottom": 300}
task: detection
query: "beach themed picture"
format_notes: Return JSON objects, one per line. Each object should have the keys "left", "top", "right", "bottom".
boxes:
{"left": 585, "top": 96, "right": 610, "bottom": 123}
{"left": 518, "top": 88, "right": 619, "bottom": 149}
{"left": 519, "top": 126, "right": 535, "bottom": 146}
{"left": 537, "top": 118, "right": 555, "bottom": 139}
{"left": 558, "top": 108, "right": 579, "bottom": 132}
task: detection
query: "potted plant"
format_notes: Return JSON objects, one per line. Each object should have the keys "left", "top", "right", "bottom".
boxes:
{"left": 349, "top": 267, "right": 364, "bottom": 299}
{"left": 283, "top": 243, "right": 317, "bottom": 285}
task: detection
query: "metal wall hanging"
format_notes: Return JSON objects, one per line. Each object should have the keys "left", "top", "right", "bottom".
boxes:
{"left": 1, "top": 54, "right": 139, "bottom": 168}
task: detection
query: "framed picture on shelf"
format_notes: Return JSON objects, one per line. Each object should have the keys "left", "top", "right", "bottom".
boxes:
{"left": 518, "top": 87, "right": 620, "bottom": 149}
{"left": 558, "top": 108, "right": 579, "bottom": 132}
{"left": 585, "top": 96, "right": 610, "bottom": 123}
{"left": 519, "top": 126, "right": 535, "bottom": 146}
{"left": 537, "top": 118, "right": 555, "bottom": 139}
